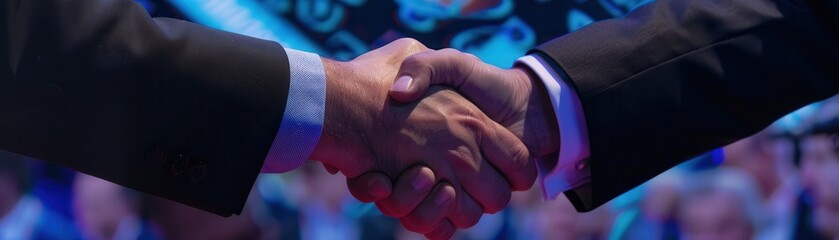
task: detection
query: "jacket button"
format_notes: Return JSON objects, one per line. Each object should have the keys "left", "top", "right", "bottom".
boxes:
{"left": 188, "top": 164, "right": 208, "bottom": 184}
{"left": 576, "top": 158, "right": 590, "bottom": 170}
{"left": 171, "top": 154, "right": 190, "bottom": 176}
{"left": 146, "top": 148, "right": 168, "bottom": 166}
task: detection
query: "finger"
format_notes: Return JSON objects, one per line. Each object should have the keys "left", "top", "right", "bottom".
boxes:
{"left": 346, "top": 171, "right": 393, "bottom": 202}
{"left": 445, "top": 142, "right": 512, "bottom": 213}
{"left": 390, "top": 49, "right": 481, "bottom": 102}
{"left": 459, "top": 159, "right": 512, "bottom": 214}
{"left": 322, "top": 163, "right": 339, "bottom": 175}
{"left": 481, "top": 121, "right": 536, "bottom": 191}
{"left": 446, "top": 186, "right": 484, "bottom": 228}
{"left": 375, "top": 166, "right": 436, "bottom": 218}
{"left": 425, "top": 219, "right": 456, "bottom": 240}
{"left": 399, "top": 183, "right": 455, "bottom": 234}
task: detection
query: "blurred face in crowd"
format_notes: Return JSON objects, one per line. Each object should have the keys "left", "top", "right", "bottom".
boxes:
{"left": 0, "top": 169, "right": 21, "bottom": 218}
{"left": 678, "top": 190, "right": 754, "bottom": 240}
{"left": 533, "top": 196, "right": 578, "bottom": 239}
{"left": 73, "top": 174, "right": 136, "bottom": 240}
{"left": 302, "top": 164, "right": 350, "bottom": 210}
{"left": 0, "top": 155, "right": 27, "bottom": 218}
{"left": 801, "top": 135, "right": 839, "bottom": 238}
{"left": 722, "top": 130, "right": 793, "bottom": 199}
{"left": 147, "top": 197, "right": 260, "bottom": 240}
{"left": 642, "top": 182, "right": 681, "bottom": 221}
{"left": 532, "top": 195, "right": 612, "bottom": 239}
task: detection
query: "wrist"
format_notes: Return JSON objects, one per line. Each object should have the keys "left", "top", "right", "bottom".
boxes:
{"left": 310, "top": 58, "right": 379, "bottom": 174}
{"left": 512, "top": 66, "right": 560, "bottom": 157}
{"left": 311, "top": 58, "right": 354, "bottom": 167}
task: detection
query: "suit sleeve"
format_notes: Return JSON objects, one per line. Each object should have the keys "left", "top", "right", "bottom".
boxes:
{"left": 1, "top": 0, "right": 292, "bottom": 216}
{"left": 532, "top": 0, "right": 839, "bottom": 211}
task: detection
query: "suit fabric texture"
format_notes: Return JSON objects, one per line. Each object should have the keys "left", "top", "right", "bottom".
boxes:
{"left": 1, "top": 0, "right": 291, "bottom": 216}
{"left": 534, "top": 0, "right": 839, "bottom": 211}
{"left": 4, "top": 0, "right": 839, "bottom": 217}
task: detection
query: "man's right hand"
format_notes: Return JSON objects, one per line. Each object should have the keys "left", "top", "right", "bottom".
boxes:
{"left": 390, "top": 49, "right": 561, "bottom": 157}
{"left": 346, "top": 48, "right": 560, "bottom": 239}
{"left": 309, "top": 39, "right": 538, "bottom": 239}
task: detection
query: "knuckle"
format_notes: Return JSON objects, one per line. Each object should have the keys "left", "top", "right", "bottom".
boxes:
{"left": 463, "top": 211, "right": 482, "bottom": 228}
{"left": 401, "top": 221, "right": 424, "bottom": 233}
{"left": 438, "top": 48, "right": 460, "bottom": 55}
{"left": 510, "top": 145, "right": 530, "bottom": 171}
{"left": 375, "top": 202, "right": 397, "bottom": 217}
{"left": 522, "top": 164, "right": 537, "bottom": 189}
{"left": 485, "top": 190, "right": 511, "bottom": 214}
{"left": 513, "top": 160, "right": 537, "bottom": 191}
{"left": 437, "top": 48, "right": 476, "bottom": 62}
{"left": 399, "top": 218, "right": 424, "bottom": 233}
{"left": 405, "top": 217, "right": 439, "bottom": 233}
{"left": 447, "top": 146, "right": 477, "bottom": 172}
{"left": 463, "top": 52, "right": 481, "bottom": 61}
{"left": 452, "top": 209, "right": 482, "bottom": 228}
{"left": 497, "top": 143, "right": 528, "bottom": 175}
{"left": 513, "top": 178, "right": 536, "bottom": 191}
{"left": 402, "top": 216, "right": 447, "bottom": 235}
{"left": 395, "top": 38, "right": 428, "bottom": 53}
{"left": 457, "top": 115, "right": 486, "bottom": 135}
{"left": 395, "top": 38, "right": 419, "bottom": 46}
{"left": 376, "top": 201, "right": 408, "bottom": 218}
{"left": 347, "top": 185, "right": 370, "bottom": 202}
{"left": 509, "top": 176, "right": 530, "bottom": 191}
{"left": 499, "top": 141, "right": 536, "bottom": 191}
{"left": 440, "top": 230, "right": 456, "bottom": 240}
{"left": 427, "top": 224, "right": 454, "bottom": 240}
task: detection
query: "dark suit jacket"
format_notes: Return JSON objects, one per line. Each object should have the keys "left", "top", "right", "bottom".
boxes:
{"left": 1, "top": 0, "right": 291, "bottom": 216}
{"left": 533, "top": 0, "right": 839, "bottom": 211}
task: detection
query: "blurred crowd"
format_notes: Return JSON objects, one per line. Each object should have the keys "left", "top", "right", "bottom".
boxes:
{"left": 3, "top": 97, "right": 839, "bottom": 240}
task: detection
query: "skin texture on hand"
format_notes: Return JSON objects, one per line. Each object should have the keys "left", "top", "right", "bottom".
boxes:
{"left": 349, "top": 48, "right": 562, "bottom": 239}
{"left": 307, "top": 39, "right": 537, "bottom": 239}
{"left": 391, "top": 49, "right": 560, "bottom": 157}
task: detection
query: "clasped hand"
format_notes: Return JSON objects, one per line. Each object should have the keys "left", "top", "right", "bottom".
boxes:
{"left": 308, "top": 39, "right": 560, "bottom": 239}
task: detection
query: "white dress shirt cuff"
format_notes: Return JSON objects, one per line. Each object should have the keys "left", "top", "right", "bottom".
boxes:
{"left": 261, "top": 48, "right": 326, "bottom": 173}
{"left": 516, "top": 55, "right": 591, "bottom": 199}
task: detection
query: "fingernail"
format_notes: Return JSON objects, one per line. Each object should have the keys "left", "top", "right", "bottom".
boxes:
{"left": 435, "top": 189, "right": 452, "bottom": 205}
{"left": 368, "top": 179, "right": 391, "bottom": 199}
{"left": 412, "top": 168, "right": 433, "bottom": 191}
{"left": 391, "top": 76, "right": 413, "bottom": 92}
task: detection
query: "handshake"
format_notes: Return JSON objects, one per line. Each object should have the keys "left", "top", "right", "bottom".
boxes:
{"left": 308, "top": 39, "right": 561, "bottom": 239}
{"left": 9, "top": 0, "right": 829, "bottom": 239}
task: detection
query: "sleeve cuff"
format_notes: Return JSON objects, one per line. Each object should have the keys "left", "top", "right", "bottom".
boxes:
{"left": 261, "top": 48, "right": 326, "bottom": 173}
{"left": 516, "top": 55, "right": 591, "bottom": 200}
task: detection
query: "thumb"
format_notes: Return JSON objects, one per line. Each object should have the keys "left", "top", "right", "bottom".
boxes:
{"left": 389, "top": 49, "right": 480, "bottom": 102}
